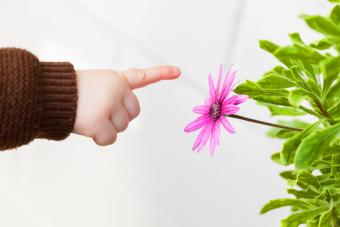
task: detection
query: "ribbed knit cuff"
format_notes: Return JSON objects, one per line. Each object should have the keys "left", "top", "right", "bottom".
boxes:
{"left": 38, "top": 62, "right": 77, "bottom": 140}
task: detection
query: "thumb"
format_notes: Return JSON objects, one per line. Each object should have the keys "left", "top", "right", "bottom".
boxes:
{"left": 122, "top": 66, "right": 181, "bottom": 89}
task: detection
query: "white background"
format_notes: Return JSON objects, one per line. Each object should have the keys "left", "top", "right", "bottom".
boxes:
{"left": 0, "top": 0, "right": 332, "bottom": 226}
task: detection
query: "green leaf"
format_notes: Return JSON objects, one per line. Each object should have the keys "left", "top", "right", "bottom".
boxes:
{"left": 310, "top": 38, "right": 333, "bottom": 50}
{"left": 258, "top": 73, "right": 295, "bottom": 89}
{"left": 322, "top": 56, "right": 340, "bottom": 94}
{"left": 329, "top": 0, "right": 340, "bottom": 3}
{"left": 268, "top": 120, "right": 309, "bottom": 139}
{"left": 271, "top": 65, "right": 295, "bottom": 81}
{"left": 259, "top": 40, "right": 279, "bottom": 54}
{"left": 303, "top": 15, "right": 340, "bottom": 36}
{"left": 308, "top": 222, "right": 319, "bottom": 227}
{"left": 306, "top": 78, "right": 322, "bottom": 97}
{"left": 281, "top": 207, "right": 329, "bottom": 227}
{"left": 320, "top": 178, "right": 340, "bottom": 187}
{"left": 280, "top": 170, "right": 296, "bottom": 180}
{"left": 289, "top": 33, "right": 304, "bottom": 44}
{"left": 318, "top": 209, "right": 332, "bottom": 227}
{"left": 271, "top": 152, "right": 282, "bottom": 165}
{"left": 295, "top": 122, "right": 340, "bottom": 169}
{"left": 296, "top": 171, "right": 321, "bottom": 189}
{"left": 266, "top": 105, "right": 306, "bottom": 116}
{"left": 288, "top": 188, "right": 317, "bottom": 199}
{"left": 281, "top": 120, "right": 324, "bottom": 165}
{"left": 268, "top": 128, "right": 297, "bottom": 139}
{"left": 325, "top": 79, "right": 340, "bottom": 109}
{"left": 234, "top": 80, "right": 290, "bottom": 106}
{"left": 331, "top": 5, "right": 340, "bottom": 25}
{"left": 328, "top": 100, "right": 340, "bottom": 120}
{"left": 274, "top": 44, "right": 325, "bottom": 67}
{"left": 289, "top": 89, "right": 307, "bottom": 107}
{"left": 260, "top": 198, "right": 311, "bottom": 214}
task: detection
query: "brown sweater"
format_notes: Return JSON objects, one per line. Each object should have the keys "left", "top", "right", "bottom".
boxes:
{"left": 0, "top": 48, "right": 77, "bottom": 150}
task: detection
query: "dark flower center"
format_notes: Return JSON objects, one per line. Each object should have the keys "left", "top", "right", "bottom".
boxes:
{"left": 209, "top": 104, "right": 221, "bottom": 121}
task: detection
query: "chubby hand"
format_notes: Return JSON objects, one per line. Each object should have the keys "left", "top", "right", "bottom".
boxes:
{"left": 74, "top": 66, "right": 181, "bottom": 145}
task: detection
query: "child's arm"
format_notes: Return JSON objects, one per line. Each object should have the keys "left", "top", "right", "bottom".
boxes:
{"left": 0, "top": 48, "right": 180, "bottom": 150}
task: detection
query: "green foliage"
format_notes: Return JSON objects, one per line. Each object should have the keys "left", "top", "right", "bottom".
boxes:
{"left": 234, "top": 2, "right": 340, "bottom": 226}
{"left": 295, "top": 122, "right": 340, "bottom": 169}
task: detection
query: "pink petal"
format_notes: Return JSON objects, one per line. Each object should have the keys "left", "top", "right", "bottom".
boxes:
{"left": 209, "top": 124, "right": 217, "bottom": 156}
{"left": 215, "top": 64, "right": 222, "bottom": 95}
{"left": 215, "top": 121, "right": 221, "bottom": 145}
{"left": 220, "top": 117, "right": 235, "bottom": 134}
{"left": 208, "top": 73, "right": 216, "bottom": 102}
{"left": 221, "top": 105, "right": 240, "bottom": 115}
{"left": 219, "top": 70, "right": 237, "bottom": 102}
{"left": 192, "top": 125, "right": 209, "bottom": 151}
{"left": 193, "top": 105, "right": 210, "bottom": 114}
{"left": 233, "top": 95, "right": 249, "bottom": 105}
{"left": 184, "top": 115, "right": 211, "bottom": 133}
{"left": 197, "top": 123, "right": 213, "bottom": 152}
{"left": 223, "top": 95, "right": 239, "bottom": 105}
{"left": 204, "top": 98, "right": 211, "bottom": 106}
{"left": 220, "top": 67, "right": 233, "bottom": 94}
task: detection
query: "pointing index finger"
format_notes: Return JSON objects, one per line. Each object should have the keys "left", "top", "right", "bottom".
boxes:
{"left": 123, "top": 66, "right": 181, "bottom": 89}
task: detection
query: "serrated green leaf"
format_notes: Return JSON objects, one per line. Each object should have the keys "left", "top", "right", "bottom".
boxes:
{"left": 281, "top": 120, "right": 324, "bottom": 165}
{"left": 260, "top": 198, "right": 311, "bottom": 214}
{"left": 295, "top": 122, "right": 340, "bottom": 169}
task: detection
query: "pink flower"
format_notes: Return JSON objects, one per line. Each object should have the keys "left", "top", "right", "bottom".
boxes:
{"left": 184, "top": 65, "right": 248, "bottom": 156}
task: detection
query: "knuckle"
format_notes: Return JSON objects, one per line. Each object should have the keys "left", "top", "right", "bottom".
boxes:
{"left": 135, "top": 68, "right": 147, "bottom": 82}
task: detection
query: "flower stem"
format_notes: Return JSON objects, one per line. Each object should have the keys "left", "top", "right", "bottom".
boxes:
{"left": 225, "top": 114, "right": 303, "bottom": 132}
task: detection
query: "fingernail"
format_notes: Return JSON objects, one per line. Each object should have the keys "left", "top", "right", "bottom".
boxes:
{"left": 172, "top": 67, "right": 181, "bottom": 76}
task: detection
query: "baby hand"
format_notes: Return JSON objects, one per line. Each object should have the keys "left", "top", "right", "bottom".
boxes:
{"left": 73, "top": 66, "right": 181, "bottom": 145}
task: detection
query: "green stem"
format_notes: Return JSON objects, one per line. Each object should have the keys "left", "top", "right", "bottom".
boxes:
{"left": 315, "top": 100, "right": 329, "bottom": 118}
{"left": 298, "top": 105, "right": 324, "bottom": 119}
{"left": 226, "top": 114, "right": 303, "bottom": 132}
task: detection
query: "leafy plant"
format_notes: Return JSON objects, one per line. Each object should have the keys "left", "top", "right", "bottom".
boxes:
{"left": 234, "top": 1, "right": 340, "bottom": 226}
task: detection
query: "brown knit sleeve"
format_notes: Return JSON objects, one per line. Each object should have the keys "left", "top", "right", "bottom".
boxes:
{"left": 0, "top": 48, "right": 77, "bottom": 150}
